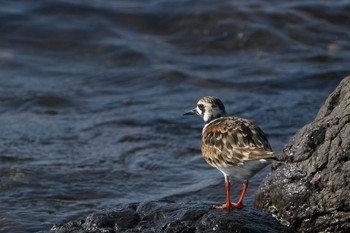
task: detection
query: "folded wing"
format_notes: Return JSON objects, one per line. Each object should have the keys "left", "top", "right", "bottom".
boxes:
{"left": 201, "top": 116, "right": 275, "bottom": 168}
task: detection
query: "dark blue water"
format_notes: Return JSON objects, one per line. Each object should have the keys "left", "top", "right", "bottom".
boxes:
{"left": 0, "top": 0, "right": 349, "bottom": 232}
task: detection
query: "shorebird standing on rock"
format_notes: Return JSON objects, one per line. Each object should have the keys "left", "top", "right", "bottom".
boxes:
{"left": 185, "top": 96, "right": 276, "bottom": 210}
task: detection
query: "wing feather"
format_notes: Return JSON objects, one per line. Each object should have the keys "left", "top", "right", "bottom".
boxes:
{"left": 201, "top": 116, "right": 274, "bottom": 167}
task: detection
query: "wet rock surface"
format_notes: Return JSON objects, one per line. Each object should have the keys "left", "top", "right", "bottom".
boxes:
{"left": 51, "top": 201, "right": 295, "bottom": 233}
{"left": 254, "top": 76, "right": 350, "bottom": 232}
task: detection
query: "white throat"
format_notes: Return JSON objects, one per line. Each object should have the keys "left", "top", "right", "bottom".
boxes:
{"left": 203, "top": 111, "right": 212, "bottom": 122}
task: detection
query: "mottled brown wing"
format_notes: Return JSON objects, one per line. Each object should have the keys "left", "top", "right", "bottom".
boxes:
{"left": 201, "top": 116, "right": 274, "bottom": 167}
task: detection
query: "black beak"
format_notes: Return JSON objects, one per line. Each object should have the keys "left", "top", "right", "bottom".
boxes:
{"left": 184, "top": 108, "right": 198, "bottom": 116}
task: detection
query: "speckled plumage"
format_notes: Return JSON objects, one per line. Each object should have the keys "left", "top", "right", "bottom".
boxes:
{"left": 185, "top": 96, "right": 276, "bottom": 210}
{"left": 202, "top": 116, "right": 274, "bottom": 179}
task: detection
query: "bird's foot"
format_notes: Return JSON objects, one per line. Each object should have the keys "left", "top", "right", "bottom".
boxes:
{"left": 213, "top": 203, "right": 235, "bottom": 210}
{"left": 232, "top": 202, "right": 245, "bottom": 209}
{"left": 213, "top": 202, "right": 245, "bottom": 210}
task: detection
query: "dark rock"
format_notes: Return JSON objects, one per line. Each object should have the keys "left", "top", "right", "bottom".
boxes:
{"left": 51, "top": 201, "right": 294, "bottom": 233}
{"left": 254, "top": 76, "right": 350, "bottom": 232}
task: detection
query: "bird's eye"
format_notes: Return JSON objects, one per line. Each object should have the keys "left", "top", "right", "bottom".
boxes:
{"left": 197, "top": 104, "right": 204, "bottom": 110}
{"left": 212, "top": 104, "right": 216, "bottom": 108}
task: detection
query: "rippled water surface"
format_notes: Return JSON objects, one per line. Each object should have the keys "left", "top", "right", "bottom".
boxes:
{"left": 1, "top": 0, "right": 349, "bottom": 232}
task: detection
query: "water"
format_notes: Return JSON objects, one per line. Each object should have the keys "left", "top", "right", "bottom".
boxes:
{"left": 0, "top": 0, "right": 349, "bottom": 232}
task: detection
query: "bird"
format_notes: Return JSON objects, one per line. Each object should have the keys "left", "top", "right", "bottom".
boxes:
{"left": 184, "top": 96, "right": 276, "bottom": 210}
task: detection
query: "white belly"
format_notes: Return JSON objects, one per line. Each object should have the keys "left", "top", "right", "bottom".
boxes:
{"left": 217, "top": 159, "right": 271, "bottom": 180}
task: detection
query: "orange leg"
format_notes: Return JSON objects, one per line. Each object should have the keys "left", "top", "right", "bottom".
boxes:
{"left": 213, "top": 178, "right": 249, "bottom": 210}
{"left": 213, "top": 180, "right": 235, "bottom": 210}
{"left": 232, "top": 180, "right": 248, "bottom": 209}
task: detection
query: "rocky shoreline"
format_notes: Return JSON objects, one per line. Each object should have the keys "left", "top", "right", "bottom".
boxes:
{"left": 51, "top": 77, "right": 350, "bottom": 232}
{"left": 51, "top": 201, "right": 295, "bottom": 233}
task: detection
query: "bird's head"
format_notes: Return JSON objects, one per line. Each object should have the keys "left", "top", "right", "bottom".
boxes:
{"left": 184, "top": 96, "right": 226, "bottom": 123}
